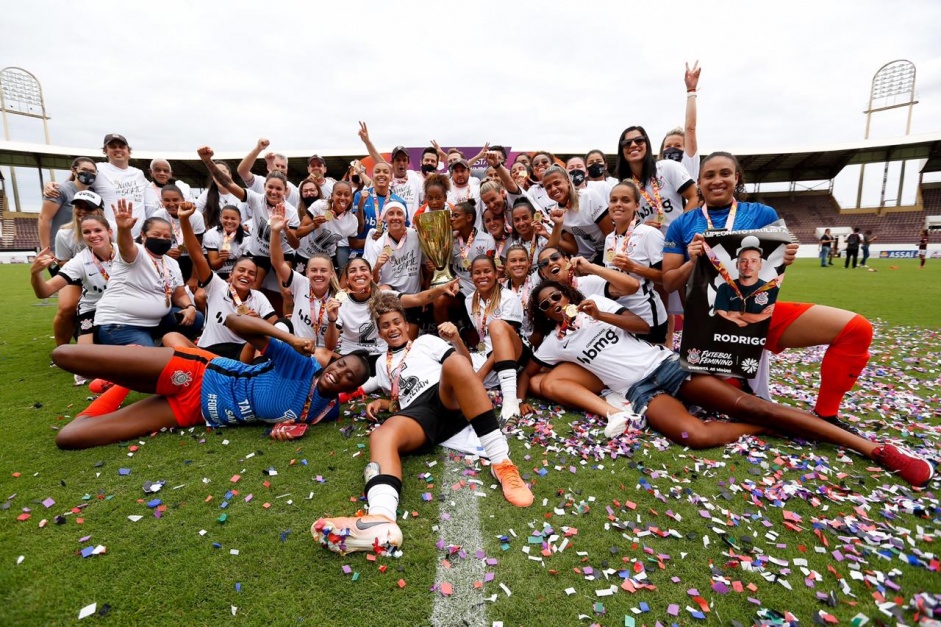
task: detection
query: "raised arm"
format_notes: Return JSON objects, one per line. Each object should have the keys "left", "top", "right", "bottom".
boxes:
{"left": 488, "top": 152, "right": 521, "bottom": 195}
{"left": 570, "top": 257, "right": 640, "bottom": 297}
{"left": 357, "top": 122, "right": 385, "bottom": 165}
{"left": 400, "top": 278, "right": 461, "bottom": 308}
{"left": 225, "top": 312, "right": 313, "bottom": 355}
{"left": 177, "top": 202, "right": 212, "bottom": 284}
{"left": 465, "top": 142, "right": 490, "bottom": 167}
{"left": 267, "top": 210, "right": 295, "bottom": 286}
{"left": 112, "top": 198, "right": 140, "bottom": 263}
{"left": 198, "top": 146, "right": 246, "bottom": 201}
{"left": 29, "top": 248, "right": 69, "bottom": 298}
{"left": 237, "top": 138, "right": 270, "bottom": 186}
{"left": 684, "top": 61, "right": 700, "bottom": 159}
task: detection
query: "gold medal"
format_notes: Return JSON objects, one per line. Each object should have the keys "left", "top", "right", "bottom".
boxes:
{"left": 605, "top": 249, "right": 615, "bottom": 263}
{"left": 221, "top": 241, "right": 231, "bottom": 252}
{"left": 532, "top": 212, "right": 543, "bottom": 224}
{"left": 335, "top": 290, "right": 349, "bottom": 304}
{"left": 496, "top": 257, "right": 503, "bottom": 268}
{"left": 564, "top": 304, "right": 578, "bottom": 318}
{"left": 165, "top": 295, "right": 171, "bottom": 308}
{"left": 324, "top": 211, "right": 334, "bottom": 221}
{"left": 389, "top": 400, "right": 399, "bottom": 413}
{"left": 383, "top": 245, "right": 394, "bottom": 256}
{"left": 236, "top": 304, "right": 250, "bottom": 315}
{"left": 461, "top": 258, "right": 471, "bottom": 270}
{"left": 476, "top": 341, "right": 486, "bottom": 352}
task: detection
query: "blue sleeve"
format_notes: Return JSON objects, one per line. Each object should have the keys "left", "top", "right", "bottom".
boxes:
{"left": 663, "top": 219, "right": 686, "bottom": 257}
{"left": 263, "top": 338, "right": 321, "bottom": 381}
{"left": 713, "top": 283, "right": 732, "bottom": 312}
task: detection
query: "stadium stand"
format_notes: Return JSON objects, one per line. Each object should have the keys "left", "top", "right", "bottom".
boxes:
{"left": 1, "top": 212, "right": 41, "bottom": 252}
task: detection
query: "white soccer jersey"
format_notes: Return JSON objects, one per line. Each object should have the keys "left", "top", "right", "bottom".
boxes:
{"left": 533, "top": 296, "right": 672, "bottom": 394}
{"left": 362, "top": 335, "right": 453, "bottom": 409}
{"left": 363, "top": 228, "right": 423, "bottom": 294}
{"left": 202, "top": 228, "right": 248, "bottom": 277}
{"left": 586, "top": 176, "right": 619, "bottom": 200}
{"left": 197, "top": 273, "right": 275, "bottom": 347}
{"left": 285, "top": 270, "right": 335, "bottom": 344}
{"left": 452, "top": 228, "right": 496, "bottom": 295}
{"left": 151, "top": 208, "right": 206, "bottom": 257}
{"left": 463, "top": 287, "right": 523, "bottom": 353}
{"left": 94, "top": 243, "right": 184, "bottom": 327}
{"left": 447, "top": 180, "right": 483, "bottom": 230}
{"left": 59, "top": 248, "right": 113, "bottom": 315}
{"left": 336, "top": 290, "right": 399, "bottom": 356}
{"left": 247, "top": 175, "right": 300, "bottom": 209}
{"left": 506, "top": 187, "right": 554, "bottom": 234}
{"left": 242, "top": 189, "right": 300, "bottom": 256}
{"left": 296, "top": 199, "right": 358, "bottom": 258}
{"left": 602, "top": 224, "right": 667, "bottom": 327}
{"left": 569, "top": 274, "right": 610, "bottom": 299}
{"left": 391, "top": 170, "right": 424, "bottom": 219}
{"left": 504, "top": 275, "right": 536, "bottom": 339}
{"left": 559, "top": 188, "right": 609, "bottom": 258}
{"left": 94, "top": 162, "right": 158, "bottom": 239}
{"left": 633, "top": 160, "right": 694, "bottom": 229}
{"left": 510, "top": 233, "right": 549, "bottom": 272}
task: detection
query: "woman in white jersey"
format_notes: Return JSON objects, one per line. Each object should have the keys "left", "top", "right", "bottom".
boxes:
{"left": 197, "top": 146, "right": 301, "bottom": 293}
{"left": 195, "top": 161, "right": 242, "bottom": 230}
{"left": 335, "top": 257, "right": 460, "bottom": 362}
{"left": 520, "top": 281, "right": 933, "bottom": 488}
{"left": 93, "top": 200, "right": 201, "bottom": 347}
{"left": 502, "top": 244, "right": 537, "bottom": 341}
{"left": 483, "top": 206, "right": 511, "bottom": 277}
{"left": 162, "top": 203, "right": 276, "bottom": 361}
{"left": 296, "top": 180, "right": 358, "bottom": 273}
{"left": 202, "top": 205, "right": 248, "bottom": 280}
{"left": 30, "top": 214, "right": 114, "bottom": 351}
{"left": 541, "top": 165, "right": 612, "bottom": 263}
{"left": 509, "top": 199, "right": 554, "bottom": 270}
{"left": 152, "top": 185, "right": 206, "bottom": 285}
{"left": 603, "top": 181, "right": 668, "bottom": 343}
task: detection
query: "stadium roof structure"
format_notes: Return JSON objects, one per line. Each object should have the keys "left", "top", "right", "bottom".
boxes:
{"left": 2, "top": 132, "right": 941, "bottom": 190}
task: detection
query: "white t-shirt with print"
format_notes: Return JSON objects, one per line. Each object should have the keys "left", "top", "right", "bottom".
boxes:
{"left": 94, "top": 243, "right": 183, "bottom": 327}
{"left": 362, "top": 335, "right": 453, "bottom": 409}
{"left": 633, "top": 160, "right": 694, "bottom": 230}
{"left": 247, "top": 175, "right": 300, "bottom": 209}
{"left": 198, "top": 273, "right": 275, "bottom": 347}
{"left": 363, "top": 227, "right": 423, "bottom": 294}
{"left": 559, "top": 188, "right": 609, "bottom": 259}
{"left": 296, "top": 199, "right": 358, "bottom": 258}
{"left": 202, "top": 228, "right": 248, "bottom": 277}
{"left": 242, "top": 189, "right": 300, "bottom": 256}
{"left": 284, "top": 270, "right": 335, "bottom": 344}
{"left": 336, "top": 290, "right": 400, "bottom": 356}
{"left": 602, "top": 224, "right": 667, "bottom": 327}
{"left": 391, "top": 170, "right": 424, "bottom": 220}
{"left": 533, "top": 295, "right": 672, "bottom": 394}
{"left": 463, "top": 287, "right": 523, "bottom": 353}
{"left": 451, "top": 228, "right": 496, "bottom": 295}
{"left": 94, "top": 162, "right": 159, "bottom": 239}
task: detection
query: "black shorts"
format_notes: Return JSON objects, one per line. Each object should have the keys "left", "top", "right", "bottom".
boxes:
{"left": 177, "top": 256, "right": 194, "bottom": 281}
{"left": 75, "top": 310, "right": 96, "bottom": 338}
{"left": 201, "top": 341, "right": 245, "bottom": 360}
{"left": 637, "top": 320, "right": 668, "bottom": 345}
{"left": 249, "top": 255, "right": 272, "bottom": 273}
{"left": 394, "top": 383, "right": 467, "bottom": 453}
{"left": 404, "top": 305, "right": 424, "bottom": 325}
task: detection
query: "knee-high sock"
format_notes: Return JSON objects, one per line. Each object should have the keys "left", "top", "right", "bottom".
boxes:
{"left": 470, "top": 410, "right": 509, "bottom": 464}
{"left": 77, "top": 385, "right": 130, "bottom": 418}
{"left": 494, "top": 360, "right": 520, "bottom": 415}
{"left": 815, "top": 315, "right": 873, "bottom": 417}
{"left": 365, "top": 474, "right": 402, "bottom": 521}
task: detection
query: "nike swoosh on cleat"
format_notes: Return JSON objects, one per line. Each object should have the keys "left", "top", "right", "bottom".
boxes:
{"left": 355, "top": 519, "right": 389, "bottom": 530}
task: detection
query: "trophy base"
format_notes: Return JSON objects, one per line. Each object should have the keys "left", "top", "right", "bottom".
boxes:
{"left": 429, "top": 268, "right": 453, "bottom": 287}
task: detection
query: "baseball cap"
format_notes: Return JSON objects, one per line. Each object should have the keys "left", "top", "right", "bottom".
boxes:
{"left": 735, "top": 235, "right": 763, "bottom": 257}
{"left": 308, "top": 154, "right": 325, "bottom": 165}
{"left": 449, "top": 159, "right": 470, "bottom": 171}
{"left": 102, "top": 133, "right": 128, "bottom": 147}
{"left": 73, "top": 190, "right": 104, "bottom": 209}
{"left": 391, "top": 146, "right": 409, "bottom": 160}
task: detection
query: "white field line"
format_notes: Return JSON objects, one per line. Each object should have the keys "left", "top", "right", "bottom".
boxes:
{"left": 430, "top": 454, "right": 487, "bottom": 627}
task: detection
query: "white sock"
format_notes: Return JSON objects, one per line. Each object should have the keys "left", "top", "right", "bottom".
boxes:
{"left": 478, "top": 429, "right": 510, "bottom": 465}
{"left": 497, "top": 369, "right": 519, "bottom": 413}
{"left": 366, "top": 483, "right": 399, "bottom": 521}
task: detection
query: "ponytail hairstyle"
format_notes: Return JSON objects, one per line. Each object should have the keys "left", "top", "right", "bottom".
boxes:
{"left": 469, "top": 255, "right": 502, "bottom": 319}
{"left": 307, "top": 252, "right": 341, "bottom": 294}
{"left": 542, "top": 165, "right": 580, "bottom": 212}
{"left": 263, "top": 171, "right": 290, "bottom": 204}
{"left": 697, "top": 151, "right": 748, "bottom": 202}
{"left": 455, "top": 199, "right": 478, "bottom": 221}
{"left": 203, "top": 160, "right": 232, "bottom": 229}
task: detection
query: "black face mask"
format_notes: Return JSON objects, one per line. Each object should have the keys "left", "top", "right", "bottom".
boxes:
{"left": 302, "top": 196, "right": 318, "bottom": 207}
{"left": 144, "top": 237, "right": 173, "bottom": 256}
{"left": 570, "top": 170, "right": 586, "bottom": 187}
{"left": 587, "top": 163, "right": 605, "bottom": 179}
{"left": 77, "top": 171, "right": 97, "bottom": 186}
{"left": 662, "top": 147, "right": 684, "bottom": 162}
{"left": 351, "top": 174, "right": 361, "bottom": 184}
{"left": 420, "top": 163, "right": 437, "bottom": 175}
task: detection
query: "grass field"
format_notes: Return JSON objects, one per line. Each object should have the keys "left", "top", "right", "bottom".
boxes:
{"left": 0, "top": 259, "right": 938, "bottom": 626}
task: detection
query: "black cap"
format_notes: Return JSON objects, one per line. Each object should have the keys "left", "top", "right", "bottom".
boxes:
{"left": 308, "top": 154, "right": 325, "bottom": 165}
{"left": 102, "top": 133, "right": 128, "bottom": 147}
{"left": 391, "top": 145, "right": 409, "bottom": 160}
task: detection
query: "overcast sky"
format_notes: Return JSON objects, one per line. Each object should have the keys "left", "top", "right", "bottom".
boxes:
{"left": 3, "top": 0, "right": 941, "bottom": 208}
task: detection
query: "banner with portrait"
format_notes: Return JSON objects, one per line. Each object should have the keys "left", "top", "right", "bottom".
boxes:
{"left": 679, "top": 226, "right": 791, "bottom": 378}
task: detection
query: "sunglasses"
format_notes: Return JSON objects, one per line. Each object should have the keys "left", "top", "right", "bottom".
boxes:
{"left": 538, "top": 290, "right": 563, "bottom": 312}
{"left": 619, "top": 137, "right": 647, "bottom": 148}
{"left": 537, "top": 252, "right": 564, "bottom": 269}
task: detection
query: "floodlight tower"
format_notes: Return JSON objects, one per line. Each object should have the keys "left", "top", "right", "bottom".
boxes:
{"left": 855, "top": 60, "right": 917, "bottom": 209}
{"left": 0, "top": 67, "right": 55, "bottom": 212}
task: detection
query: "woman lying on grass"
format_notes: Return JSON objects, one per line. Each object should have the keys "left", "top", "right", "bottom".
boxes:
{"left": 51, "top": 314, "right": 370, "bottom": 449}
{"left": 519, "top": 280, "right": 934, "bottom": 487}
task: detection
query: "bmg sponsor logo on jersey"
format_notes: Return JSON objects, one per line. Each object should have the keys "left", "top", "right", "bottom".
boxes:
{"left": 575, "top": 328, "right": 619, "bottom": 365}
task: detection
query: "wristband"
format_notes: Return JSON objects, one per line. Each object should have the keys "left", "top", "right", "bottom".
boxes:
{"left": 183, "top": 304, "right": 195, "bottom": 310}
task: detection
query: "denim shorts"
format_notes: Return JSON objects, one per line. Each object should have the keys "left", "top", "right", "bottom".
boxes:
{"left": 625, "top": 355, "right": 690, "bottom": 415}
{"left": 94, "top": 323, "right": 158, "bottom": 347}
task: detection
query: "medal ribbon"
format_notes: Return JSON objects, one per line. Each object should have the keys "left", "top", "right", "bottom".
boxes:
{"left": 384, "top": 231, "right": 407, "bottom": 255}
{"left": 386, "top": 341, "right": 413, "bottom": 410}
{"left": 633, "top": 175, "right": 664, "bottom": 224}
{"left": 607, "top": 218, "right": 638, "bottom": 262}
{"left": 229, "top": 284, "right": 250, "bottom": 311}
{"left": 148, "top": 252, "right": 172, "bottom": 307}
{"left": 701, "top": 199, "right": 738, "bottom": 232}
{"left": 298, "top": 374, "right": 336, "bottom": 425}
{"left": 91, "top": 247, "right": 114, "bottom": 282}
{"left": 309, "top": 290, "right": 329, "bottom": 345}
{"left": 458, "top": 228, "right": 477, "bottom": 268}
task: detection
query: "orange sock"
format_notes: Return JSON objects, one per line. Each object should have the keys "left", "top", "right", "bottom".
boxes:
{"left": 77, "top": 385, "right": 131, "bottom": 418}
{"left": 815, "top": 315, "right": 873, "bottom": 417}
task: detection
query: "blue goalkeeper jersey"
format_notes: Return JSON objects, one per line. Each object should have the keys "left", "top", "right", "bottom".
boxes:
{"left": 663, "top": 202, "right": 780, "bottom": 259}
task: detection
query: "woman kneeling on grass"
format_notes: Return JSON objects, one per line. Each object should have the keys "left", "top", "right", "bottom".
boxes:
{"left": 520, "top": 281, "right": 934, "bottom": 487}
{"left": 51, "top": 314, "right": 370, "bottom": 450}
{"left": 312, "top": 293, "right": 533, "bottom": 557}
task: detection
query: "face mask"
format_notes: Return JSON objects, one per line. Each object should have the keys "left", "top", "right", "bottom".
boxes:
{"left": 420, "top": 163, "right": 437, "bottom": 175}
{"left": 302, "top": 196, "right": 318, "bottom": 207}
{"left": 144, "top": 237, "right": 173, "bottom": 256}
{"left": 587, "top": 163, "right": 605, "bottom": 179}
{"left": 77, "top": 171, "right": 97, "bottom": 186}
{"left": 662, "top": 148, "right": 683, "bottom": 162}
{"left": 351, "top": 174, "right": 361, "bottom": 184}
{"left": 570, "top": 170, "right": 586, "bottom": 187}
